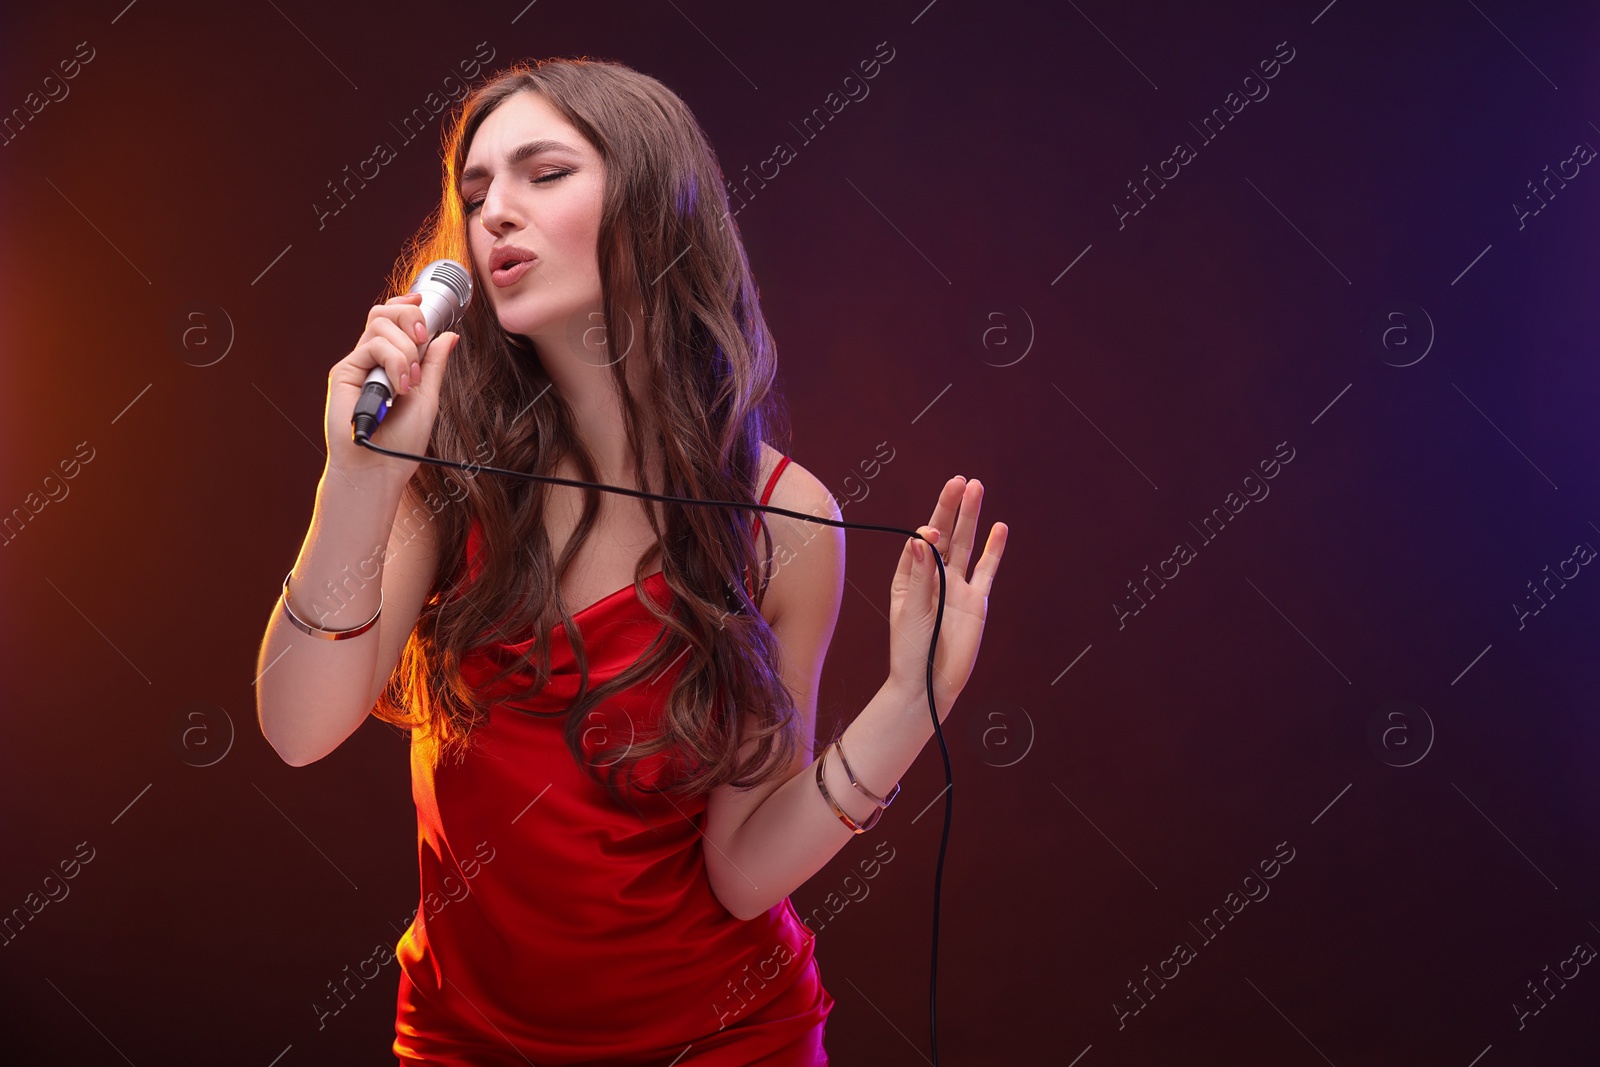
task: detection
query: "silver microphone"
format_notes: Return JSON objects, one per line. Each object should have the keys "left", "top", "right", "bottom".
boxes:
{"left": 352, "top": 258, "right": 473, "bottom": 441}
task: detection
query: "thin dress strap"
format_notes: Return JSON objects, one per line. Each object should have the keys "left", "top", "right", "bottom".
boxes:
{"left": 751, "top": 453, "right": 792, "bottom": 538}
{"left": 745, "top": 454, "right": 791, "bottom": 599}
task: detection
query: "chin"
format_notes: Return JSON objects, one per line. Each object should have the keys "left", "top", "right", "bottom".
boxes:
{"left": 490, "top": 297, "right": 549, "bottom": 333}
{"left": 505, "top": 299, "right": 592, "bottom": 339}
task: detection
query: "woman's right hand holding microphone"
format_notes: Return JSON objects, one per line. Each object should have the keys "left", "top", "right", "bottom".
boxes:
{"left": 323, "top": 291, "right": 459, "bottom": 490}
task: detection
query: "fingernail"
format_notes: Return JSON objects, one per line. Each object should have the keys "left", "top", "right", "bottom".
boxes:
{"left": 411, "top": 361, "right": 422, "bottom": 380}
{"left": 912, "top": 540, "right": 924, "bottom": 562}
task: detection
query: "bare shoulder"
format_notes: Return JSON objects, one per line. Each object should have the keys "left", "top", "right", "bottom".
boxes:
{"left": 754, "top": 443, "right": 844, "bottom": 627}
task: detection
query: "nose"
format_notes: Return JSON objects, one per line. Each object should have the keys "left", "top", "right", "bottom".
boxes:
{"left": 478, "top": 181, "right": 520, "bottom": 236}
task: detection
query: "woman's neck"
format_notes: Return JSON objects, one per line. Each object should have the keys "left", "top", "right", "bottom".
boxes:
{"left": 529, "top": 298, "right": 657, "bottom": 488}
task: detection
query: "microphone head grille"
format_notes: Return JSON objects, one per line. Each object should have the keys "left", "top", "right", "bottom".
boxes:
{"left": 431, "top": 260, "right": 473, "bottom": 305}
{"left": 410, "top": 258, "right": 474, "bottom": 307}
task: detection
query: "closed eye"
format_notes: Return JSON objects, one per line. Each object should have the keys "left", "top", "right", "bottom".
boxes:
{"left": 463, "top": 169, "right": 573, "bottom": 213}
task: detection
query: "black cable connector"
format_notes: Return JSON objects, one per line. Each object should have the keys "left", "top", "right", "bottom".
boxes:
{"left": 351, "top": 383, "right": 391, "bottom": 444}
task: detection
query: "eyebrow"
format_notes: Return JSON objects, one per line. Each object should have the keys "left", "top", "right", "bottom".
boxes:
{"left": 459, "top": 139, "right": 579, "bottom": 189}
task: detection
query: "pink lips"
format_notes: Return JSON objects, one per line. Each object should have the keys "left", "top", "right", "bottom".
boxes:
{"left": 491, "top": 258, "right": 535, "bottom": 287}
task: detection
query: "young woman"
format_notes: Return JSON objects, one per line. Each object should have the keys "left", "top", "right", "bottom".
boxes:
{"left": 256, "top": 57, "right": 1007, "bottom": 1065}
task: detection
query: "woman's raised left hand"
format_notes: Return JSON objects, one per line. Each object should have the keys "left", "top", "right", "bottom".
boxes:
{"left": 887, "top": 476, "right": 1008, "bottom": 723}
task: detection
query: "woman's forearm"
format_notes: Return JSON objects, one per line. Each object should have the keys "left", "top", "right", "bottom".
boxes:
{"left": 255, "top": 464, "right": 407, "bottom": 766}
{"left": 719, "top": 675, "right": 934, "bottom": 919}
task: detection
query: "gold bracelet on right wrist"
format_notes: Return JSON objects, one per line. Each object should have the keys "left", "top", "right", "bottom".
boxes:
{"left": 279, "top": 571, "right": 382, "bottom": 641}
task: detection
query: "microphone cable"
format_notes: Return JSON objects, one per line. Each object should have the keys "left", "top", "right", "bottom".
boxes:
{"left": 353, "top": 429, "right": 955, "bottom": 1064}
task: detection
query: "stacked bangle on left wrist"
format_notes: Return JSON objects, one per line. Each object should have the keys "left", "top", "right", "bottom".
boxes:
{"left": 814, "top": 738, "right": 900, "bottom": 834}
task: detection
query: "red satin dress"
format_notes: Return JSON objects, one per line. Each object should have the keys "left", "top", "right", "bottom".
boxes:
{"left": 394, "top": 455, "right": 834, "bottom": 1065}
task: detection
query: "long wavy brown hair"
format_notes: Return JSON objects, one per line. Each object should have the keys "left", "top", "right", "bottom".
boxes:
{"left": 370, "top": 57, "right": 801, "bottom": 809}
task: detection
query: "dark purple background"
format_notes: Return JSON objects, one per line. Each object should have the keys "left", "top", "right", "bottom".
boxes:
{"left": 2, "top": 0, "right": 1598, "bottom": 1063}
